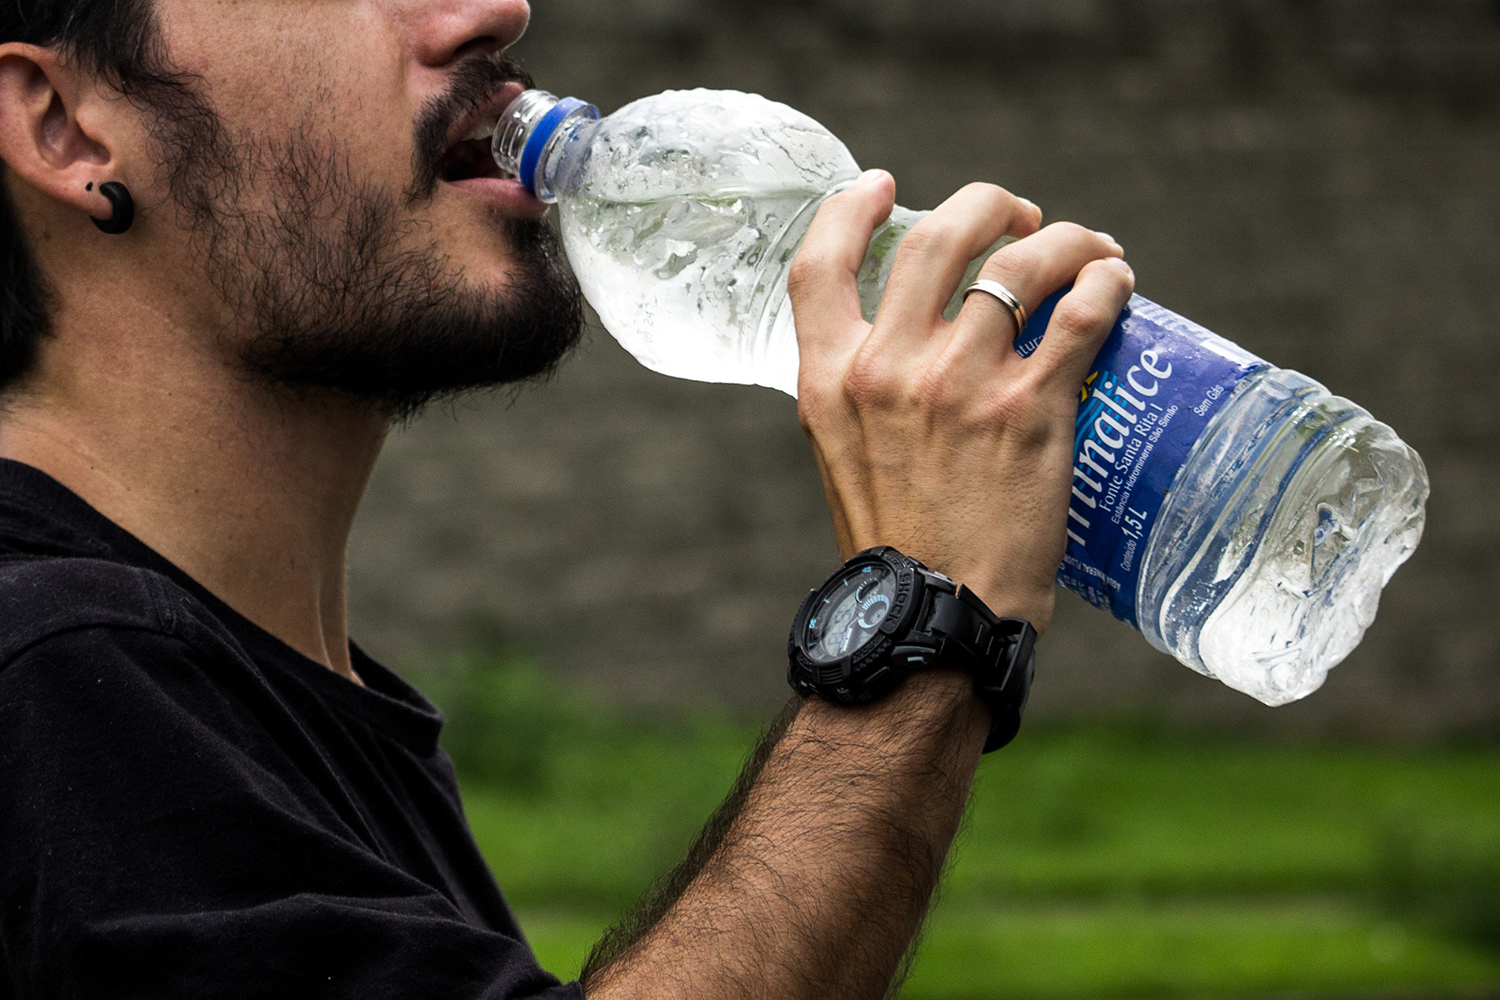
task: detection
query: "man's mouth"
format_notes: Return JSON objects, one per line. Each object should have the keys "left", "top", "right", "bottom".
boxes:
{"left": 438, "top": 134, "right": 510, "bottom": 182}
{"left": 437, "top": 81, "right": 526, "bottom": 184}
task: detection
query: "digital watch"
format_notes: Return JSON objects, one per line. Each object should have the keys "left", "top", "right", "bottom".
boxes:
{"left": 787, "top": 546, "right": 1038, "bottom": 753}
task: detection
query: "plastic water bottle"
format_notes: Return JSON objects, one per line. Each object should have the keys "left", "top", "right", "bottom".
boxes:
{"left": 488, "top": 88, "right": 1429, "bottom": 706}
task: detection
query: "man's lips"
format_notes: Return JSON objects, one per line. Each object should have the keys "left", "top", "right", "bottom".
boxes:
{"left": 446, "top": 176, "right": 548, "bottom": 218}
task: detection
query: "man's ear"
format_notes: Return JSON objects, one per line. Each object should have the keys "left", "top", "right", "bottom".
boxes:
{"left": 0, "top": 43, "right": 132, "bottom": 226}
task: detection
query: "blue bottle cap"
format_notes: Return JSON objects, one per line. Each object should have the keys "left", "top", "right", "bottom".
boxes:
{"left": 519, "top": 96, "right": 594, "bottom": 197}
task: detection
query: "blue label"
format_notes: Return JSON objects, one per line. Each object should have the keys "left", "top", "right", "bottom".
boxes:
{"left": 1016, "top": 294, "right": 1267, "bottom": 628}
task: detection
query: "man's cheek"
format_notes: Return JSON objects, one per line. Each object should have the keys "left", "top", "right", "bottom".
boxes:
{"left": 320, "top": 60, "right": 416, "bottom": 188}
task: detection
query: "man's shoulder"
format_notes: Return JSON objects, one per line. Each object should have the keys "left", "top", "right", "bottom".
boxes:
{"left": 0, "top": 554, "right": 228, "bottom": 667}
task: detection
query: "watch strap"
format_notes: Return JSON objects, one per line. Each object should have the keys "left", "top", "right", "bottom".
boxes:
{"left": 919, "top": 585, "right": 1038, "bottom": 753}
{"left": 787, "top": 547, "right": 1037, "bottom": 753}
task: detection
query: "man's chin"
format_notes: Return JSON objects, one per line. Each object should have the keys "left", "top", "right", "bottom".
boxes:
{"left": 226, "top": 164, "right": 584, "bottom": 419}
{"left": 244, "top": 305, "right": 584, "bottom": 419}
{"left": 247, "top": 267, "right": 584, "bottom": 417}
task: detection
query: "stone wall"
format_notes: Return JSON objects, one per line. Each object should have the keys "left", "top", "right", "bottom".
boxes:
{"left": 348, "top": 1, "right": 1500, "bottom": 737}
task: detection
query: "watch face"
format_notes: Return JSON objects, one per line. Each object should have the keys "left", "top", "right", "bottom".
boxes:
{"left": 804, "top": 562, "right": 899, "bottom": 663}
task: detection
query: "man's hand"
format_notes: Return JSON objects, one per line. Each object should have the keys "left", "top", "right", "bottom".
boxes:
{"left": 791, "top": 171, "right": 1135, "bottom": 632}
{"left": 580, "top": 178, "right": 1134, "bottom": 1000}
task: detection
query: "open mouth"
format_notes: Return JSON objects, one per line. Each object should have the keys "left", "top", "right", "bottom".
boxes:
{"left": 439, "top": 123, "right": 512, "bottom": 183}
{"left": 438, "top": 83, "right": 525, "bottom": 184}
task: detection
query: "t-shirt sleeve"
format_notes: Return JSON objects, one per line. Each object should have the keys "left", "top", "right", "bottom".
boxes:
{"left": 0, "top": 626, "right": 583, "bottom": 1000}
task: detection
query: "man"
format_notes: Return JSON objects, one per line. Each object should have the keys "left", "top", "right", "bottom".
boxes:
{"left": 0, "top": 1, "right": 1133, "bottom": 997}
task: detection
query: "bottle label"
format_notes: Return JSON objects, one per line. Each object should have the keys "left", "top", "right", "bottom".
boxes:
{"left": 1015, "top": 294, "right": 1267, "bottom": 628}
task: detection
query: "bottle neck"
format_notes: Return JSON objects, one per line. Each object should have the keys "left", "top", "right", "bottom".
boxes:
{"left": 491, "top": 90, "right": 599, "bottom": 203}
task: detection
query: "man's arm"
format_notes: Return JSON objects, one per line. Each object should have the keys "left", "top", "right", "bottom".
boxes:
{"left": 580, "top": 174, "right": 1135, "bottom": 1000}
{"left": 585, "top": 677, "right": 986, "bottom": 999}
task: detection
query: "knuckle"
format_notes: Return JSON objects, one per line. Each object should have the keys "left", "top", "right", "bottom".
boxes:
{"left": 988, "top": 384, "right": 1053, "bottom": 443}
{"left": 898, "top": 219, "right": 958, "bottom": 261}
{"left": 844, "top": 349, "right": 903, "bottom": 408}
{"left": 1047, "top": 220, "right": 1095, "bottom": 246}
{"left": 1074, "top": 259, "right": 1135, "bottom": 306}
{"left": 1051, "top": 298, "right": 1109, "bottom": 337}
{"left": 785, "top": 252, "right": 828, "bottom": 297}
{"left": 1092, "top": 257, "right": 1137, "bottom": 295}
{"left": 912, "top": 358, "right": 961, "bottom": 412}
{"left": 979, "top": 247, "right": 1030, "bottom": 286}
{"left": 983, "top": 390, "right": 1030, "bottom": 432}
{"left": 961, "top": 181, "right": 1009, "bottom": 210}
{"left": 948, "top": 378, "right": 1034, "bottom": 438}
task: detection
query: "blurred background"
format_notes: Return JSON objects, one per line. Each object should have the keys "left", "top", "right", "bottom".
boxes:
{"left": 350, "top": 1, "right": 1500, "bottom": 996}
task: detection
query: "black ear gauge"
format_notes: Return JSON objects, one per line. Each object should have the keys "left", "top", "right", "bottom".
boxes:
{"left": 91, "top": 181, "right": 135, "bottom": 235}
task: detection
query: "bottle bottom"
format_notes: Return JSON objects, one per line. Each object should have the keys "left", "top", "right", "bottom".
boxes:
{"left": 1138, "top": 369, "right": 1429, "bottom": 705}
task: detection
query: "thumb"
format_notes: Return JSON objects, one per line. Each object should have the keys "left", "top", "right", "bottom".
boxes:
{"left": 788, "top": 169, "right": 896, "bottom": 367}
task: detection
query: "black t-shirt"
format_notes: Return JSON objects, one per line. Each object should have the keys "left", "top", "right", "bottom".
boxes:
{"left": 0, "top": 459, "right": 583, "bottom": 1000}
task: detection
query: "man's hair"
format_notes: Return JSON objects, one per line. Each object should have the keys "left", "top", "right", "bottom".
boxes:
{"left": 0, "top": 0, "right": 179, "bottom": 393}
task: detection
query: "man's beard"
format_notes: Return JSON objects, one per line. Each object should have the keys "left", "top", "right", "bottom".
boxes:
{"left": 142, "top": 54, "right": 584, "bottom": 418}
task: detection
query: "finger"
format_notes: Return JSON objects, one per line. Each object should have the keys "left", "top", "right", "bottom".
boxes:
{"left": 952, "top": 222, "right": 1123, "bottom": 357}
{"left": 1028, "top": 256, "right": 1136, "bottom": 393}
{"left": 788, "top": 170, "right": 897, "bottom": 362}
{"left": 874, "top": 183, "right": 1043, "bottom": 340}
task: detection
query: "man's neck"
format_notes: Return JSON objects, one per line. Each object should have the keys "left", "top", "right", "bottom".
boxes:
{"left": 0, "top": 303, "right": 388, "bottom": 683}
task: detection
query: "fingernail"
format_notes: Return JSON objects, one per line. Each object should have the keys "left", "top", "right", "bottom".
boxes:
{"left": 860, "top": 169, "right": 888, "bottom": 185}
{"left": 1019, "top": 196, "right": 1041, "bottom": 214}
{"left": 1109, "top": 256, "right": 1134, "bottom": 276}
{"left": 1095, "top": 231, "right": 1119, "bottom": 246}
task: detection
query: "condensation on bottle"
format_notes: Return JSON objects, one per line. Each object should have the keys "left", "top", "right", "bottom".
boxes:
{"left": 490, "top": 87, "right": 1429, "bottom": 706}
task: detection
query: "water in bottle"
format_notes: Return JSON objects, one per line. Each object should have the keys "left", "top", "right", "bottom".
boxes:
{"left": 483, "top": 88, "right": 1429, "bottom": 706}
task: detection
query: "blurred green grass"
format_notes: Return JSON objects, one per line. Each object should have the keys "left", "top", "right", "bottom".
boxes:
{"left": 406, "top": 654, "right": 1500, "bottom": 998}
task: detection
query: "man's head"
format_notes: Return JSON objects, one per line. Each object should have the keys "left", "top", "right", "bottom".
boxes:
{"left": 0, "top": 0, "right": 583, "bottom": 418}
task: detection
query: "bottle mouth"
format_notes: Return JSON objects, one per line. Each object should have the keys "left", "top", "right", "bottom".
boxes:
{"left": 491, "top": 90, "right": 598, "bottom": 197}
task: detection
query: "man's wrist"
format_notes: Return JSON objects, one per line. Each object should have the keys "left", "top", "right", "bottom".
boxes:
{"left": 798, "top": 668, "right": 990, "bottom": 755}
{"left": 961, "top": 580, "right": 1055, "bottom": 637}
{"left": 789, "top": 546, "right": 1039, "bottom": 755}
{"left": 853, "top": 544, "right": 1056, "bottom": 637}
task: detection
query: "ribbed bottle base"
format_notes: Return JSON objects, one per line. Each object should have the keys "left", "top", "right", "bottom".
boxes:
{"left": 1137, "top": 368, "right": 1428, "bottom": 705}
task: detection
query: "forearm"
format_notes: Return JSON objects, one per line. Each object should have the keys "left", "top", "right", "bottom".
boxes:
{"left": 582, "top": 174, "right": 1129, "bottom": 999}
{"left": 583, "top": 671, "right": 989, "bottom": 1000}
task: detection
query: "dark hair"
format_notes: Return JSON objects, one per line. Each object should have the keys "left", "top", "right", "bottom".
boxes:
{"left": 0, "top": 1, "right": 176, "bottom": 393}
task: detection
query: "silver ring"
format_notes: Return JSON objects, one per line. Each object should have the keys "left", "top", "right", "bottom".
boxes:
{"left": 963, "top": 279, "right": 1028, "bottom": 333}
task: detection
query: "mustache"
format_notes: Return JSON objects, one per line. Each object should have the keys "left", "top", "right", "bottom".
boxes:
{"left": 407, "top": 52, "right": 534, "bottom": 203}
